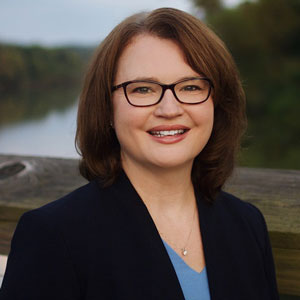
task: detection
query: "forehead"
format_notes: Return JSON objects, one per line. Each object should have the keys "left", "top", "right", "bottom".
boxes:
{"left": 114, "top": 34, "right": 199, "bottom": 84}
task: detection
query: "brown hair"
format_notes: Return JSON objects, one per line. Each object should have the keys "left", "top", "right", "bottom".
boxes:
{"left": 76, "top": 7, "right": 246, "bottom": 201}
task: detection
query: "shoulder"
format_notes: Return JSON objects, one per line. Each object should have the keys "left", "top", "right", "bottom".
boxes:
{"left": 18, "top": 179, "right": 113, "bottom": 235}
{"left": 216, "top": 191, "right": 265, "bottom": 223}
{"left": 213, "top": 191, "right": 269, "bottom": 248}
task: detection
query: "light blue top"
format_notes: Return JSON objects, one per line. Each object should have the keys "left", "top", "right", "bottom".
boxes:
{"left": 162, "top": 239, "right": 211, "bottom": 300}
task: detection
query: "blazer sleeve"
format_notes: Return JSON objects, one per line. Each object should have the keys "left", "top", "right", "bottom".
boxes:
{"left": 247, "top": 202, "right": 279, "bottom": 299}
{"left": 0, "top": 210, "right": 81, "bottom": 300}
{"left": 260, "top": 209, "right": 280, "bottom": 299}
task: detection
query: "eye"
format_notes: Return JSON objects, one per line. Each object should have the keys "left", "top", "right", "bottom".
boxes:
{"left": 131, "top": 86, "right": 153, "bottom": 94}
{"left": 181, "top": 85, "right": 202, "bottom": 92}
{"left": 127, "top": 81, "right": 160, "bottom": 95}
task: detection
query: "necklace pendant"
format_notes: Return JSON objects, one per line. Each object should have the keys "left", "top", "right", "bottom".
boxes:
{"left": 182, "top": 249, "right": 188, "bottom": 256}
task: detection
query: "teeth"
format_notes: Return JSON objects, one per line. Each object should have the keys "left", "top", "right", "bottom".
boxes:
{"left": 150, "top": 129, "right": 185, "bottom": 137}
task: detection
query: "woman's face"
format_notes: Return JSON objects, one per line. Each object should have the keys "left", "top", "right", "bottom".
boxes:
{"left": 112, "top": 34, "right": 214, "bottom": 172}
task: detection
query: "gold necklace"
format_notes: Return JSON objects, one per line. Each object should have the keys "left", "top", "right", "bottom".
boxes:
{"left": 158, "top": 202, "right": 196, "bottom": 256}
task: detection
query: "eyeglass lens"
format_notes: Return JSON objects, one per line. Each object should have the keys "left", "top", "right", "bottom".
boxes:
{"left": 125, "top": 79, "right": 210, "bottom": 106}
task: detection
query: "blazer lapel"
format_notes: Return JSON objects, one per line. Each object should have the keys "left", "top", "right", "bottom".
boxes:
{"left": 197, "top": 193, "right": 237, "bottom": 300}
{"left": 196, "top": 194, "right": 221, "bottom": 299}
{"left": 108, "top": 171, "right": 185, "bottom": 300}
{"left": 106, "top": 171, "right": 230, "bottom": 299}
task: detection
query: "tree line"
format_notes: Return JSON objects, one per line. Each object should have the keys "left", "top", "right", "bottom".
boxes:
{"left": 0, "top": 44, "right": 92, "bottom": 94}
{"left": 0, "top": 44, "right": 93, "bottom": 126}
{"left": 192, "top": 0, "right": 300, "bottom": 169}
{"left": 0, "top": 0, "right": 299, "bottom": 169}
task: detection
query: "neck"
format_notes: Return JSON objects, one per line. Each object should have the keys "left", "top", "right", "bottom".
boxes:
{"left": 122, "top": 159, "right": 195, "bottom": 219}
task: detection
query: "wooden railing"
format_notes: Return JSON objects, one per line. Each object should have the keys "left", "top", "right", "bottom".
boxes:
{"left": 0, "top": 154, "right": 299, "bottom": 297}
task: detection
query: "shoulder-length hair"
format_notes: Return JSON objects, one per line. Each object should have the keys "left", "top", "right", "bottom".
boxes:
{"left": 76, "top": 7, "right": 246, "bottom": 201}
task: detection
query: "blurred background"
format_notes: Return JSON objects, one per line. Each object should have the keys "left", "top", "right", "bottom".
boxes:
{"left": 0, "top": 0, "right": 299, "bottom": 169}
{"left": 0, "top": 1, "right": 300, "bottom": 297}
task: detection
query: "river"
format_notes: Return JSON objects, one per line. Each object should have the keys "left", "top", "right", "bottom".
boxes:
{"left": 0, "top": 89, "right": 80, "bottom": 158}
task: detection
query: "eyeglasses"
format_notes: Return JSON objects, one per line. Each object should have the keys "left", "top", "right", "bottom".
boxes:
{"left": 112, "top": 77, "right": 213, "bottom": 107}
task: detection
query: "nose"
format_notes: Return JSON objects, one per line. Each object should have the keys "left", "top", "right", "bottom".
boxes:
{"left": 153, "top": 89, "right": 184, "bottom": 118}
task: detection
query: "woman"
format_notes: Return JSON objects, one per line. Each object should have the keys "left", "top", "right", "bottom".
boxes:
{"left": 0, "top": 8, "right": 279, "bottom": 300}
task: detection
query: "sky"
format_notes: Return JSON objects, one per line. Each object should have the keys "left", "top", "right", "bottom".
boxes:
{"left": 0, "top": 0, "right": 242, "bottom": 46}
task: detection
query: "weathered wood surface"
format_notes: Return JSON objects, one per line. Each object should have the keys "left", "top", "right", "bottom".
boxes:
{"left": 225, "top": 168, "right": 300, "bottom": 296}
{"left": 0, "top": 155, "right": 87, "bottom": 255}
{"left": 0, "top": 154, "right": 299, "bottom": 295}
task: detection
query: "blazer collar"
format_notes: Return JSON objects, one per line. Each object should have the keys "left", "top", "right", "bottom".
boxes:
{"left": 197, "top": 193, "right": 223, "bottom": 300}
{"left": 103, "top": 170, "right": 222, "bottom": 299}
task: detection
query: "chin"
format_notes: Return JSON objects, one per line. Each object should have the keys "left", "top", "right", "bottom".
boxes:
{"left": 147, "top": 154, "right": 195, "bottom": 170}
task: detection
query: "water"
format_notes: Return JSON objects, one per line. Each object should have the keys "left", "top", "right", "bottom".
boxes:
{"left": 0, "top": 103, "right": 79, "bottom": 158}
{"left": 0, "top": 88, "right": 80, "bottom": 158}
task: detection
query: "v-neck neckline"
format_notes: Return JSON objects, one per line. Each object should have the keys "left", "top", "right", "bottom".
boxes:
{"left": 162, "top": 238, "right": 206, "bottom": 275}
{"left": 99, "top": 170, "right": 218, "bottom": 299}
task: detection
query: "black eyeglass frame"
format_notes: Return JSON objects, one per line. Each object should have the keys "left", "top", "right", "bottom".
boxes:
{"left": 112, "top": 77, "right": 213, "bottom": 107}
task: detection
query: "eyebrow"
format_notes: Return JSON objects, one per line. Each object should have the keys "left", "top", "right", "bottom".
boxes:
{"left": 133, "top": 75, "right": 203, "bottom": 83}
{"left": 133, "top": 76, "right": 160, "bottom": 82}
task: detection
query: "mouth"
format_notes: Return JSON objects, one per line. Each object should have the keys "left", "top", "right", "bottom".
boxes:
{"left": 147, "top": 125, "right": 190, "bottom": 138}
{"left": 148, "top": 129, "right": 189, "bottom": 137}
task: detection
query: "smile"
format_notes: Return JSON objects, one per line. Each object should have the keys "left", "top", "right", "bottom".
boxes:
{"left": 149, "top": 129, "right": 187, "bottom": 137}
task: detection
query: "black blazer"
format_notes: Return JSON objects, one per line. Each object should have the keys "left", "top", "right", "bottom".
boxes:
{"left": 0, "top": 171, "right": 279, "bottom": 300}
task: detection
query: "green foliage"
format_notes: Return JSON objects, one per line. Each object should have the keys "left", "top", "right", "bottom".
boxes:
{"left": 0, "top": 44, "right": 94, "bottom": 127}
{"left": 192, "top": 0, "right": 300, "bottom": 169}
{"left": 193, "top": 0, "right": 223, "bottom": 15}
{"left": 0, "top": 44, "right": 93, "bottom": 93}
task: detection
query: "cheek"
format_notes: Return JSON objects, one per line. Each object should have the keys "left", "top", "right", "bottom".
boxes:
{"left": 194, "top": 100, "right": 214, "bottom": 129}
{"left": 112, "top": 94, "right": 130, "bottom": 127}
{"left": 192, "top": 103, "right": 215, "bottom": 150}
{"left": 113, "top": 94, "right": 152, "bottom": 129}
{"left": 112, "top": 97, "right": 125, "bottom": 143}
{"left": 112, "top": 98, "right": 147, "bottom": 145}
{"left": 203, "top": 105, "right": 215, "bottom": 146}
{"left": 207, "top": 109, "right": 214, "bottom": 132}
{"left": 205, "top": 110, "right": 214, "bottom": 140}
